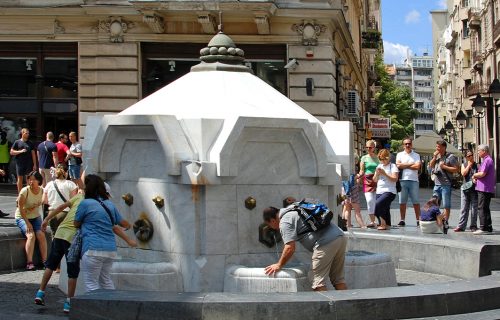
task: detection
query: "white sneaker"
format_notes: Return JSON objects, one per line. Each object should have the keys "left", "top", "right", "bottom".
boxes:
{"left": 473, "top": 229, "right": 487, "bottom": 235}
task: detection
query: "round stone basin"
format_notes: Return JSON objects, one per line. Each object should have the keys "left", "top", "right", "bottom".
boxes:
{"left": 224, "top": 250, "right": 396, "bottom": 293}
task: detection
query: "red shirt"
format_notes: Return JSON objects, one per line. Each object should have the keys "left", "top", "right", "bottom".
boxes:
{"left": 56, "top": 141, "right": 69, "bottom": 164}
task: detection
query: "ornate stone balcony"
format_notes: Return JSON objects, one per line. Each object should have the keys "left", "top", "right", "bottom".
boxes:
{"left": 362, "top": 29, "right": 381, "bottom": 50}
{"left": 494, "top": 21, "right": 500, "bottom": 47}
{"left": 468, "top": 8, "right": 482, "bottom": 30}
{"left": 466, "top": 82, "right": 489, "bottom": 96}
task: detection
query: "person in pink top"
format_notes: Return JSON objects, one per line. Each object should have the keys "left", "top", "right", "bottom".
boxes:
{"left": 472, "top": 144, "right": 495, "bottom": 234}
{"left": 56, "top": 134, "right": 69, "bottom": 168}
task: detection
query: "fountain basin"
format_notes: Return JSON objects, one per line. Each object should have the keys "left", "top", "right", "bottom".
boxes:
{"left": 223, "top": 265, "right": 310, "bottom": 293}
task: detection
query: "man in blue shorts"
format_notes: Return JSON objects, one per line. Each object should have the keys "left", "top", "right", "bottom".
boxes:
{"left": 428, "top": 140, "right": 459, "bottom": 222}
{"left": 396, "top": 137, "right": 421, "bottom": 226}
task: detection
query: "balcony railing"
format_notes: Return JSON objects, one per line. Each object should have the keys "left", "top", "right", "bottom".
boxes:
{"left": 468, "top": 8, "right": 481, "bottom": 30}
{"left": 362, "top": 29, "right": 381, "bottom": 50}
{"left": 466, "top": 82, "right": 489, "bottom": 96}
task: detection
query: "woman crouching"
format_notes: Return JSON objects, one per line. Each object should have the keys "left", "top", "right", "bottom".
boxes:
{"left": 420, "top": 197, "right": 447, "bottom": 234}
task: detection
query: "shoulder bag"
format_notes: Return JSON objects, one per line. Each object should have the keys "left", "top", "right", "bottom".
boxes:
{"left": 66, "top": 228, "right": 82, "bottom": 263}
{"left": 394, "top": 164, "right": 402, "bottom": 193}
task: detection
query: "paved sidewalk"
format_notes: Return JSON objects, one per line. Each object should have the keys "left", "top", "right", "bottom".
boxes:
{"left": 0, "top": 270, "right": 66, "bottom": 319}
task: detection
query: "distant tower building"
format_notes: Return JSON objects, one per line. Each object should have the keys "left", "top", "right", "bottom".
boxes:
{"left": 394, "top": 53, "right": 435, "bottom": 137}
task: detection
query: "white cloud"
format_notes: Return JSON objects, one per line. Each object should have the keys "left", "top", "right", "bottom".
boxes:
{"left": 437, "top": 0, "right": 447, "bottom": 9}
{"left": 405, "top": 9, "right": 421, "bottom": 24}
{"left": 383, "top": 41, "right": 412, "bottom": 64}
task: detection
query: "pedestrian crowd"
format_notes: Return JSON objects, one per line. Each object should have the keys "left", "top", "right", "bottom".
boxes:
{"left": 0, "top": 127, "right": 497, "bottom": 314}
{"left": 0, "top": 127, "right": 137, "bottom": 314}
{"left": 340, "top": 137, "right": 495, "bottom": 235}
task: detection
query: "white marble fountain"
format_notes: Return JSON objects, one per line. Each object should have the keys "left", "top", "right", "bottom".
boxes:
{"left": 60, "top": 32, "right": 395, "bottom": 294}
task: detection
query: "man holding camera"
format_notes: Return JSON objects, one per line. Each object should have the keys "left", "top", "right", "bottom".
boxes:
{"left": 428, "top": 140, "right": 459, "bottom": 222}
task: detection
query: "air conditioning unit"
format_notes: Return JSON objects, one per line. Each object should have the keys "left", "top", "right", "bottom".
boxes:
{"left": 350, "top": 116, "right": 360, "bottom": 125}
{"left": 345, "top": 90, "right": 360, "bottom": 116}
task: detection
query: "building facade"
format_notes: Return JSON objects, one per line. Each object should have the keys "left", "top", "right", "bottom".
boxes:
{"left": 0, "top": 0, "right": 381, "bottom": 157}
{"left": 433, "top": 0, "right": 500, "bottom": 194}
{"left": 392, "top": 54, "right": 435, "bottom": 137}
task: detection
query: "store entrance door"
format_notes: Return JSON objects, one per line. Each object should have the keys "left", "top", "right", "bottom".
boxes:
{"left": 43, "top": 114, "right": 78, "bottom": 138}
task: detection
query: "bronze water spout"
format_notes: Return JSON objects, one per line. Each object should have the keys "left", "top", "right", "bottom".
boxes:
{"left": 122, "top": 193, "right": 133, "bottom": 206}
{"left": 152, "top": 195, "right": 164, "bottom": 208}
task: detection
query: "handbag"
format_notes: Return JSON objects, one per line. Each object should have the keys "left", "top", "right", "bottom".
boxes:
{"left": 394, "top": 164, "right": 402, "bottom": 193}
{"left": 364, "top": 174, "right": 377, "bottom": 193}
{"left": 66, "top": 228, "right": 82, "bottom": 263}
{"left": 461, "top": 180, "right": 475, "bottom": 193}
{"left": 66, "top": 199, "right": 115, "bottom": 263}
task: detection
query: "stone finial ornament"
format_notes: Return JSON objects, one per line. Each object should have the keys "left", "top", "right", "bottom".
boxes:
{"left": 292, "top": 20, "right": 326, "bottom": 46}
{"left": 152, "top": 195, "right": 164, "bottom": 208}
{"left": 192, "top": 31, "right": 253, "bottom": 73}
{"left": 244, "top": 197, "right": 256, "bottom": 210}
{"left": 122, "top": 193, "right": 134, "bottom": 206}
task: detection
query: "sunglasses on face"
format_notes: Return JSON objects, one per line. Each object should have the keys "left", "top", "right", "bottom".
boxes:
{"left": 366, "top": 146, "right": 374, "bottom": 149}
{"left": 404, "top": 143, "right": 412, "bottom": 146}
{"left": 466, "top": 154, "right": 473, "bottom": 157}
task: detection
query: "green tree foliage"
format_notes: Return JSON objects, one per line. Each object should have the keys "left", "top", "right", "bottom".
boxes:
{"left": 374, "top": 54, "right": 419, "bottom": 151}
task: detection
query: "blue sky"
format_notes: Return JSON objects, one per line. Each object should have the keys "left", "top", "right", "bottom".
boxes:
{"left": 382, "top": 0, "right": 447, "bottom": 64}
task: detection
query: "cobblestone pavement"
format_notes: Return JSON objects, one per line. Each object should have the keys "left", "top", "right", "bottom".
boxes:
{"left": 0, "top": 270, "right": 66, "bottom": 319}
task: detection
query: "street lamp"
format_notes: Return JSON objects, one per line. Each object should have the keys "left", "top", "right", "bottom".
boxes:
{"left": 438, "top": 127, "right": 446, "bottom": 139}
{"left": 445, "top": 120, "right": 454, "bottom": 144}
{"left": 471, "top": 93, "right": 486, "bottom": 146}
{"left": 456, "top": 109, "right": 467, "bottom": 154}
{"left": 471, "top": 93, "right": 486, "bottom": 117}
{"left": 487, "top": 78, "right": 500, "bottom": 182}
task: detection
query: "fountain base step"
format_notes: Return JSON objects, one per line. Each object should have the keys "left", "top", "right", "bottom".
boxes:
{"left": 111, "top": 260, "right": 180, "bottom": 292}
{"left": 344, "top": 250, "right": 397, "bottom": 289}
{"left": 59, "top": 257, "right": 181, "bottom": 295}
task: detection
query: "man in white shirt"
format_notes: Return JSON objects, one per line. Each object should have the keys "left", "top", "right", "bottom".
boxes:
{"left": 396, "top": 137, "right": 421, "bottom": 226}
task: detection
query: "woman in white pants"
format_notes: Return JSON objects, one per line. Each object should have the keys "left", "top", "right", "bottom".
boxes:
{"left": 74, "top": 174, "right": 136, "bottom": 292}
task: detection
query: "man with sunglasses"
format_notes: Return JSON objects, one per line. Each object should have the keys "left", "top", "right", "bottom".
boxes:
{"left": 396, "top": 137, "right": 421, "bottom": 227}
{"left": 428, "top": 140, "right": 459, "bottom": 222}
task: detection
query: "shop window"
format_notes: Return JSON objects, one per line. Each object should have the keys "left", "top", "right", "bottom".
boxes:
{"left": 43, "top": 58, "right": 77, "bottom": 98}
{"left": 0, "top": 58, "right": 37, "bottom": 97}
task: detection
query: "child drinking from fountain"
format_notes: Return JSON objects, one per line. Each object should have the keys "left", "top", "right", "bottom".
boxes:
{"left": 342, "top": 174, "right": 366, "bottom": 229}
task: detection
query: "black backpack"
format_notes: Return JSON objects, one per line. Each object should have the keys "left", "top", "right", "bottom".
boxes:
{"left": 280, "top": 200, "right": 333, "bottom": 235}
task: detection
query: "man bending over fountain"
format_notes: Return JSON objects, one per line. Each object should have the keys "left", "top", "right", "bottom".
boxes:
{"left": 262, "top": 201, "right": 348, "bottom": 291}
